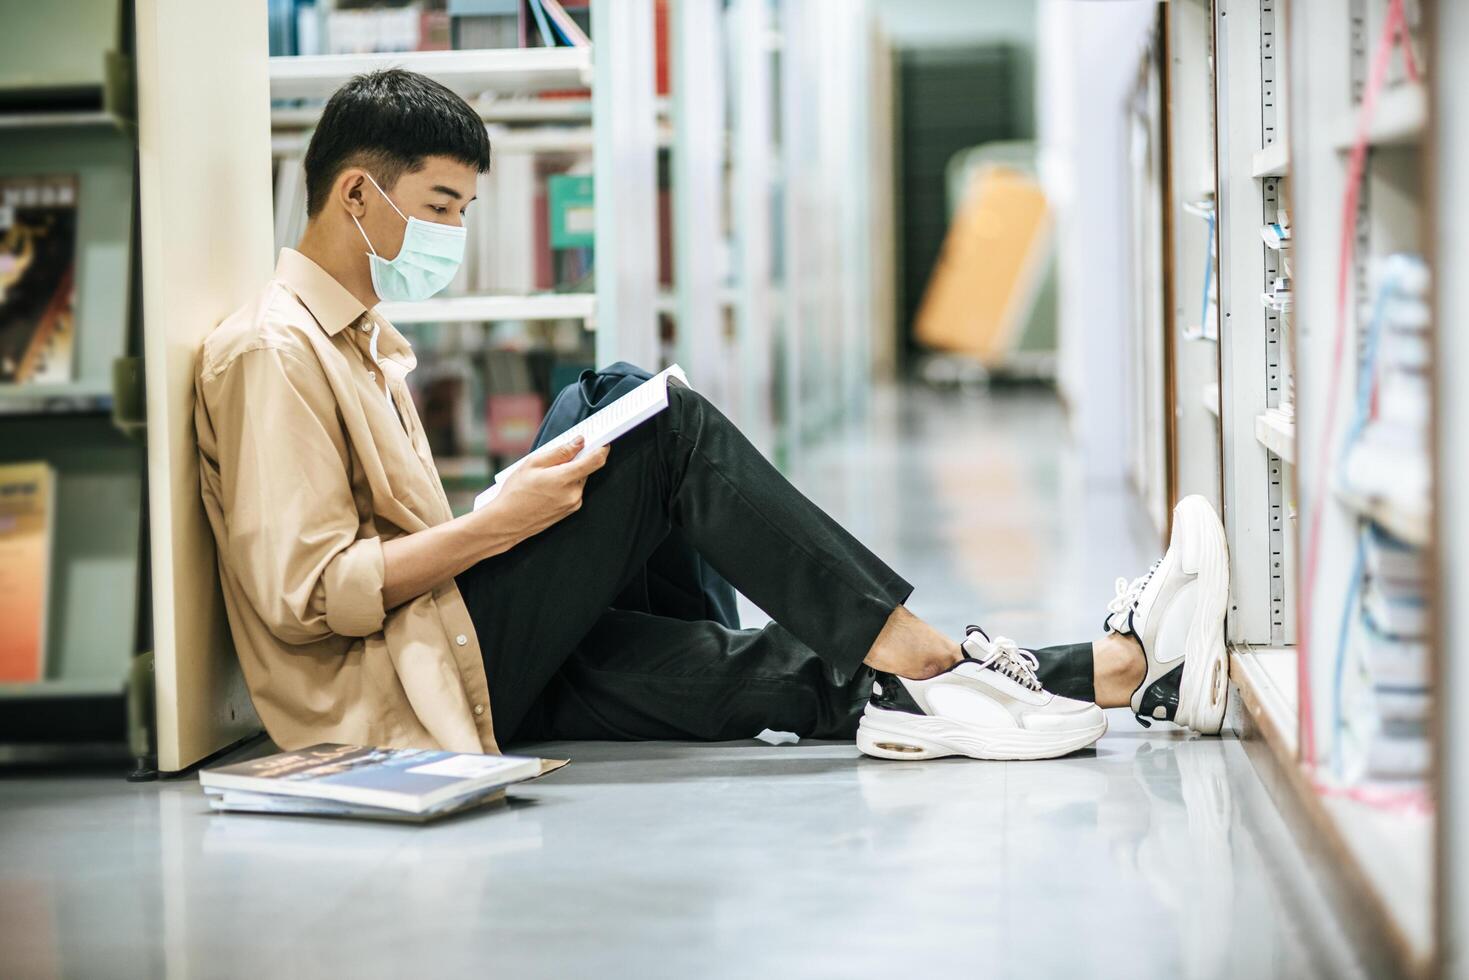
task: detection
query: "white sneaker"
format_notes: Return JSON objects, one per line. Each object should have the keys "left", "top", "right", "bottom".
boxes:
{"left": 856, "top": 627, "right": 1108, "bottom": 761}
{"left": 1105, "top": 495, "right": 1231, "bottom": 734}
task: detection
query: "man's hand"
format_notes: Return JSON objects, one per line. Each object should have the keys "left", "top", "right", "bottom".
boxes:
{"left": 381, "top": 436, "right": 610, "bottom": 610}
{"left": 485, "top": 436, "right": 612, "bottom": 541}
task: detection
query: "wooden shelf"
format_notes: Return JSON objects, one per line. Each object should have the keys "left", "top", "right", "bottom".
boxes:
{"left": 1255, "top": 408, "right": 1296, "bottom": 462}
{"left": 0, "top": 677, "right": 127, "bottom": 700}
{"left": 268, "top": 47, "right": 592, "bottom": 102}
{"left": 492, "top": 124, "right": 673, "bottom": 155}
{"left": 1251, "top": 141, "right": 1290, "bottom": 178}
{"left": 378, "top": 293, "right": 595, "bottom": 325}
{"left": 1335, "top": 487, "right": 1430, "bottom": 548}
{"left": 1231, "top": 645, "right": 1298, "bottom": 755}
{"left": 0, "top": 382, "right": 115, "bottom": 417}
{"left": 1231, "top": 645, "right": 1433, "bottom": 973}
{"left": 1334, "top": 82, "right": 1427, "bottom": 150}
{"left": 0, "top": 110, "right": 115, "bottom": 129}
{"left": 272, "top": 98, "right": 595, "bottom": 129}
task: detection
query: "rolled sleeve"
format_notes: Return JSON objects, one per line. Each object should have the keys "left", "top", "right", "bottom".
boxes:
{"left": 201, "top": 343, "right": 385, "bottom": 645}
{"left": 321, "top": 535, "right": 387, "bottom": 637}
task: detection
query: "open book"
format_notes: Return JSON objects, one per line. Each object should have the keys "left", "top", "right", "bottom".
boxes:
{"left": 474, "top": 364, "right": 689, "bottom": 511}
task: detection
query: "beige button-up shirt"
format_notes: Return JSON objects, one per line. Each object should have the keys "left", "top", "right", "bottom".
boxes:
{"left": 195, "top": 247, "right": 499, "bottom": 754}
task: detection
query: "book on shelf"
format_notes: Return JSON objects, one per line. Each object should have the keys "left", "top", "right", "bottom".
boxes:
{"left": 1362, "top": 725, "right": 1430, "bottom": 781}
{"left": 413, "top": 360, "right": 477, "bottom": 459}
{"left": 0, "top": 462, "right": 54, "bottom": 684}
{"left": 1360, "top": 616, "right": 1430, "bottom": 688}
{"left": 199, "top": 743, "right": 567, "bottom": 822}
{"left": 1362, "top": 522, "right": 1426, "bottom": 588}
{"left": 539, "top": 0, "right": 590, "bottom": 47}
{"left": 1339, "top": 424, "right": 1431, "bottom": 522}
{"left": 1373, "top": 685, "right": 1431, "bottom": 726}
{"left": 1362, "top": 581, "right": 1428, "bottom": 639}
{"left": 475, "top": 364, "right": 688, "bottom": 510}
{"left": 449, "top": 0, "right": 525, "bottom": 52}
{"left": 484, "top": 349, "right": 545, "bottom": 458}
{"left": 525, "top": 0, "right": 555, "bottom": 47}
{"left": 0, "top": 175, "right": 79, "bottom": 385}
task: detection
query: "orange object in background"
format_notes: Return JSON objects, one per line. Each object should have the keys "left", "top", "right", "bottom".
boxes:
{"left": 0, "top": 462, "right": 52, "bottom": 683}
{"left": 913, "top": 165, "right": 1052, "bottom": 368}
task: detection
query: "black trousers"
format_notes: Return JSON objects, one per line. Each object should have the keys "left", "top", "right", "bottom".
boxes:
{"left": 455, "top": 386, "right": 1096, "bottom": 748}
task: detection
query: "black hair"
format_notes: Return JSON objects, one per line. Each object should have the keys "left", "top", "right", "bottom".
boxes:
{"left": 302, "top": 68, "right": 491, "bottom": 218}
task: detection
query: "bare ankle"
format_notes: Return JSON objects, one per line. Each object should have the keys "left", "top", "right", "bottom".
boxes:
{"left": 862, "top": 606, "right": 961, "bottom": 679}
{"left": 1093, "top": 633, "right": 1146, "bottom": 708}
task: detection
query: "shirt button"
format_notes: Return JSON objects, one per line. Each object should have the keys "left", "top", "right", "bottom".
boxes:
{"left": 360, "top": 321, "right": 372, "bottom": 332}
{"left": 368, "top": 371, "right": 376, "bottom": 380}
{"left": 473, "top": 704, "right": 485, "bottom": 716}
{"left": 455, "top": 633, "right": 468, "bottom": 646}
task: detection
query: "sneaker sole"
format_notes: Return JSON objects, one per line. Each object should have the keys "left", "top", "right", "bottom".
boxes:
{"left": 855, "top": 706, "right": 1108, "bottom": 762}
{"left": 1172, "top": 495, "right": 1231, "bottom": 735}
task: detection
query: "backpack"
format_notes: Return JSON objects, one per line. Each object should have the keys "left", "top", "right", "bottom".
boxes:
{"left": 531, "top": 361, "right": 742, "bottom": 629}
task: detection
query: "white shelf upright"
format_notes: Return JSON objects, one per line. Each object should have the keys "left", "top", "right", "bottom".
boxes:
{"left": 1214, "top": 0, "right": 1293, "bottom": 647}
{"left": 669, "top": 0, "right": 729, "bottom": 408}
{"left": 729, "top": 0, "right": 776, "bottom": 452}
{"left": 1166, "top": 0, "right": 1224, "bottom": 513}
{"left": 591, "top": 0, "right": 660, "bottom": 369}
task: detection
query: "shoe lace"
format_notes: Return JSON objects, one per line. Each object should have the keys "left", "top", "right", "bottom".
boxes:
{"left": 1106, "top": 560, "right": 1161, "bottom": 625}
{"left": 970, "top": 632, "right": 1043, "bottom": 692}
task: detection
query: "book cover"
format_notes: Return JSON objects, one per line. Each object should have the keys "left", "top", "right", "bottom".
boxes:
{"left": 0, "top": 175, "right": 79, "bottom": 385}
{"left": 0, "top": 462, "right": 54, "bottom": 683}
{"left": 199, "top": 744, "right": 562, "bottom": 814}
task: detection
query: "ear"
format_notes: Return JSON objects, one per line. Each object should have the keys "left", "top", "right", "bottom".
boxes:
{"left": 337, "top": 169, "right": 369, "bottom": 218}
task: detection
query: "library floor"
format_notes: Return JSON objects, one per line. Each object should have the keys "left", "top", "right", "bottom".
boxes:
{"left": 3, "top": 386, "right": 1372, "bottom": 979}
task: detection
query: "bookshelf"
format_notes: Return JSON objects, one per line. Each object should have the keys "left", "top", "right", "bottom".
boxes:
{"left": 1146, "top": 0, "right": 1443, "bottom": 971}
{"left": 378, "top": 292, "right": 596, "bottom": 325}
{"left": 1289, "top": 0, "right": 1434, "bottom": 966}
{"left": 0, "top": 50, "right": 146, "bottom": 760}
{"left": 267, "top": 47, "right": 592, "bottom": 100}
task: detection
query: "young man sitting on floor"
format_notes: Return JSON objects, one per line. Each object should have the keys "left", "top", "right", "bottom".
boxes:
{"left": 195, "top": 69, "right": 1230, "bottom": 762}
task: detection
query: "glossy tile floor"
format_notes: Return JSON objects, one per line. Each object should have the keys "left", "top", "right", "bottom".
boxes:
{"left": 2, "top": 386, "right": 1371, "bottom": 979}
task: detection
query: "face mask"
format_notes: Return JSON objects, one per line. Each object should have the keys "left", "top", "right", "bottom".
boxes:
{"left": 350, "top": 172, "right": 466, "bottom": 303}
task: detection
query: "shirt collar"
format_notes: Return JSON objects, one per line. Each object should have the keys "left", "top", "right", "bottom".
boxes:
{"left": 274, "top": 247, "right": 368, "bottom": 337}
{"left": 364, "top": 308, "right": 417, "bottom": 378}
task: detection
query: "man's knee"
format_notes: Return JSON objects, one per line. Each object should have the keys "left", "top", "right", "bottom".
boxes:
{"left": 666, "top": 379, "right": 710, "bottom": 425}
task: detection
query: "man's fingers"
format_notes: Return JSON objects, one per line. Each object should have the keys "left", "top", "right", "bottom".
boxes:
{"left": 566, "top": 444, "right": 611, "bottom": 478}
{"left": 528, "top": 435, "right": 585, "bottom": 467}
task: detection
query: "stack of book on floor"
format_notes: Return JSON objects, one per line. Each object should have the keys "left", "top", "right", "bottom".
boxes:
{"left": 200, "top": 744, "right": 567, "bottom": 823}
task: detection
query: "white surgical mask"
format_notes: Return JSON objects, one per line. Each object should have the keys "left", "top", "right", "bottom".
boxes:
{"left": 350, "top": 172, "right": 466, "bottom": 303}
